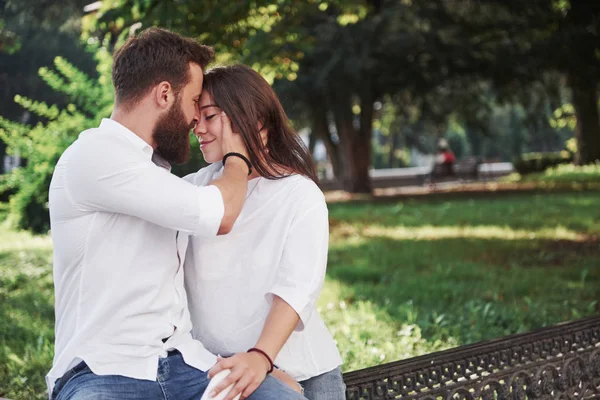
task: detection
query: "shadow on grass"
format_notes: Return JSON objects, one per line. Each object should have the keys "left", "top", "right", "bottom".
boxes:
{"left": 2, "top": 189, "right": 600, "bottom": 397}
{"left": 329, "top": 183, "right": 600, "bottom": 206}
{"left": 326, "top": 234, "right": 600, "bottom": 346}
{"left": 328, "top": 190, "right": 600, "bottom": 234}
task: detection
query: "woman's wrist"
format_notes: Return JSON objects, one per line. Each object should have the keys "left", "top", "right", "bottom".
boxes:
{"left": 247, "top": 347, "right": 274, "bottom": 374}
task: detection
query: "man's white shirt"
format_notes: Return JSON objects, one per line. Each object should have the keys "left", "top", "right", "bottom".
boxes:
{"left": 47, "top": 119, "right": 223, "bottom": 397}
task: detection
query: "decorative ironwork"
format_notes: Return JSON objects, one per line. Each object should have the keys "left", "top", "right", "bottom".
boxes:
{"left": 343, "top": 316, "right": 600, "bottom": 399}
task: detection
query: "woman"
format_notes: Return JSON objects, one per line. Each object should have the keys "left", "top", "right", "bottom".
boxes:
{"left": 183, "top": 64, "right": 344, "bottom": 400}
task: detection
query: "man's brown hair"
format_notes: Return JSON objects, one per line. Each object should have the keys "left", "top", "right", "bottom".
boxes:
{"left": 112, "top": 27, "right": 214, "bottom": 109}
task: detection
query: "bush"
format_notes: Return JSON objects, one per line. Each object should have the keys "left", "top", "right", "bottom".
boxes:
{"left": 0, "top": 49, "right": 210, "bottom": 231}
{"left": 0, "top": 50, "right": 114, "bottom": 232}
{"left": 512, "top": 151, "right": 573, "bottom": 175}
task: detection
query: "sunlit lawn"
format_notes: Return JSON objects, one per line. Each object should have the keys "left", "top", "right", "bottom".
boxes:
{"left": 504, "top": 163, "right": 600, "bottom": 187}
{"left": 2, "top": 190, "right": 600, "bottom": 399}
{"left": 321, "top": 190, "right": 599, "bottom": 371}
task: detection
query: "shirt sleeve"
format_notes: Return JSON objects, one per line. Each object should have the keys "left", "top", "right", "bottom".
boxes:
{"left": 265, "top": 199, "right": 329, "bottom": 331}
{"left": 65, "top": 138, "right": 224, "bottom": 238}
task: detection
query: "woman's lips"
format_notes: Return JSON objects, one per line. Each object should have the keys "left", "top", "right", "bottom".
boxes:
{"left": 200, "top": 139, "right": 215, "bottom": 148}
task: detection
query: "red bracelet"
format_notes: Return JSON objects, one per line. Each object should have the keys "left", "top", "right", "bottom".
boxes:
{"left": 247, "top": 347, "right": 274, "bottom": 374}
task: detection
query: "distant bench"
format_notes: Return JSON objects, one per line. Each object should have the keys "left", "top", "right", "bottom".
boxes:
{"left": 319, "top": 160, "right": 515, "bottom": 191}
{"left": 427, "top": 157, "right": 481, "bottom": 185}
{"left": 343, "top": 315, "right": 600, "bottom": 399}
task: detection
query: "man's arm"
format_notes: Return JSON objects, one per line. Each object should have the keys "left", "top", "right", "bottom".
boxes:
{"left": 65, "top": 113, "right": 249, "bottom": 236}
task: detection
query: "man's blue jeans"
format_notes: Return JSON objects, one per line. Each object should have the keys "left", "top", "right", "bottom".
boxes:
{"left": 51, "top": 351, "right": 306, "bottom": 400}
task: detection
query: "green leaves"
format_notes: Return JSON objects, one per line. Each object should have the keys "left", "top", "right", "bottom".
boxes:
{"left": 0, "top": 21, "right": 21, "bottom": 54}
{"left": 0, "top": 51, "right": 114, "bottom": 232}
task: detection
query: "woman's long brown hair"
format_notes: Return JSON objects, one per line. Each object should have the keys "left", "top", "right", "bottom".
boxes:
{"left": 203, "top": 64, "right": 318, "bottom": 183}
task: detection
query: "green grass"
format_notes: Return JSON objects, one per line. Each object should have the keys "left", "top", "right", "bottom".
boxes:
{"left": 321, "top": 190, "right": 599, "bottom": 370}
{"left": 505, "top": 163, "right": 600, "bottom": 187}
{"left": 0, "top": 229, "right": 54, "bottom": 399}
{"left": 2, "top": 190, "right": 600, "bottom": 399}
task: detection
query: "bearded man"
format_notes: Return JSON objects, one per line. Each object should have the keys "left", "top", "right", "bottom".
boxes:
{"left": 46, "top": 27, "right": 306, "bottom": 400}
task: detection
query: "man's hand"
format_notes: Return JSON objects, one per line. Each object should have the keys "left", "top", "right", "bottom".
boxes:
{"left": 209, "top": 112, "right": 251, "bottom": 234}
{"left": 219, "top": 112, "right": 249, "bottom": 159}
{"left": 207, "top": 352, "right": 270, "bottom": 400}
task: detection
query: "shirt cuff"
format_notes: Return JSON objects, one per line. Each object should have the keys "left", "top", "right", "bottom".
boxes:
{"left": 193, "top": 185, "right": 224, "bottom": 238}
{"left": 265, "top": 287, "right": 313, "bottom": 332}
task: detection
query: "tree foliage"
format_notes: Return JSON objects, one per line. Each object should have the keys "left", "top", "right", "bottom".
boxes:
{"left": 2, "top": 0, "right": 594, "bottom": 199}
{"left": 0, "top": 49, "right": 113, "bottom": 232}
{"left": 0, "top": 0, "right": 98, "bottom": 172}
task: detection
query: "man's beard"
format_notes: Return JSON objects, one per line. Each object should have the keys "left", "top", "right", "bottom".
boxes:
{"left": 152, "top": 98, "right": 195, "bottom": 165}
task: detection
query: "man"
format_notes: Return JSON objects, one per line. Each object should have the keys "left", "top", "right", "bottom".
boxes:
{"left": 47, "top": 28, "right": 305, "bottom": 400}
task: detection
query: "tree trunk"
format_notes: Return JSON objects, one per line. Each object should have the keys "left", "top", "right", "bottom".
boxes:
{"left": 350, "top": 90, "right": 375, "bottom": 193}
{"left": 330, "top": 94, "right": 373, "bottom": 193}
{"left": 310, "top": 99, "right": 343, "bottom": 180}
{"left": 308, "top": 130, "right": 317, "bottom": 156}
{"left": 334, "top": 112, "right": 358, "bottom": 191}
{"left": 569, "top": 73, "right": 600, "bottom": 164}
{"left": 346, "top": 133, "right": 372, "bottom": 193}
{"left": 388, "top": 130, "right": 401, "bottom": 168}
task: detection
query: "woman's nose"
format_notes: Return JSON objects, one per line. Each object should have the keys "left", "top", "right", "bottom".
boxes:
{"left": 193, "top": 119, "right": 207, "bottom": 136}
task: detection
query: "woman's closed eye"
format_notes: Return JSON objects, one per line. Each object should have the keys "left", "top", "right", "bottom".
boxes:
{"left": 205, "top": 114, "right": 218, "bottom": 121}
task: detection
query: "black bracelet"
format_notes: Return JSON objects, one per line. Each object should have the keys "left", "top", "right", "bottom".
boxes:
{"left": 223, "top": 152, "right": 252, "bottom": 176}
{"left": 247, "top": 347, "right": 274, "bottom": 374}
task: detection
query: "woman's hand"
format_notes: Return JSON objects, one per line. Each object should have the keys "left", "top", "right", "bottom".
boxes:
{"left": 207, "top": 352, "right": 270, "bottom": 400}
{"left": 271, "top": 368, "right": 302, "bottom": 394}
{"left": 206, "top": 296, "right": 302, "bottom": 399}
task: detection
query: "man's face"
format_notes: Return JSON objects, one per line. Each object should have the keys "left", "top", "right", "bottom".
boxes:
{"left": 152, "top": 63, "right": 204, "bottom": 164}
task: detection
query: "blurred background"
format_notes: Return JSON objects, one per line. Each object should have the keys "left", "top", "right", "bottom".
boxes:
{"left": 0, "top": 1, "right": 599, "bottom": 399}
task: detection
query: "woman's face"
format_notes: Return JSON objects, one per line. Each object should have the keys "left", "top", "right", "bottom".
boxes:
{"left": 193, "top": 91, "right": 225, "bottom": 163}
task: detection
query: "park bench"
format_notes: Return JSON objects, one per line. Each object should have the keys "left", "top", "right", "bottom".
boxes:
{"left": 427, "top": 157, "right": 481, "bottom": 185}
{"left": 3, "top": 316, "right": 596, "bottom": 399}
{"left": 343, "top": 315, "right": 600, "bottom": 399}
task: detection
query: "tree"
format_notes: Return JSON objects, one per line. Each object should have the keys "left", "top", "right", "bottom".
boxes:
{"left": 0, "top": 51, "right": 113, "bottom": 232}
{"left": 88, "top": 0, "right": 485, "bottom": 192}
{"left": 455, "top": 0, "right": 600, "bottom": 164}
{"left": 538, "top": 0, "right": 600, "bottom": 164}
{"left": 84, "top": 0, "right": 598, "bottom": 193}
{"left": 0, "top": 0, "right": 97, "bottom": 172}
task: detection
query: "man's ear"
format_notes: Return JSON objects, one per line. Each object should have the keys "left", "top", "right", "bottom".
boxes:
{"left": 154, "top": 81, "right": 173, "bottom": 110}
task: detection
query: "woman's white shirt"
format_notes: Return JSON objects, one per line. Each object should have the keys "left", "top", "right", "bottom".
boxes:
{"left": 183, "top": 162, "right": 342, "bottom": 381}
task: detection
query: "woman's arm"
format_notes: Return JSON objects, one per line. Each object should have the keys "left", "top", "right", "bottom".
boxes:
{"left": 207, "top": 296, "right": 301, "bottom": 399}
{"left": 208, "top": 193, "right": 329, "bottom": 400}
{"left": 254, "top": 295, "right": 300, "bottom": 363}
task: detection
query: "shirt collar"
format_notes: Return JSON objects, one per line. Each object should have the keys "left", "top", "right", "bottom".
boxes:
{"left": 99, "top": 118, "right": 153, "bottom": 157}
{"left": 99, "top": 118, "right": 171, "bottom": 171}
{"left": 152, "top": 152, "right": 172, "bottom": 172}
